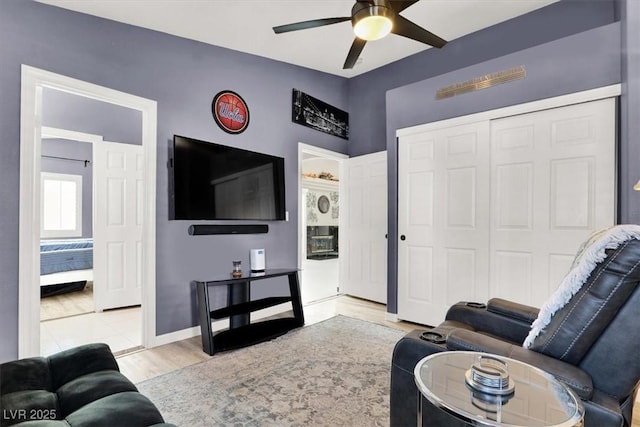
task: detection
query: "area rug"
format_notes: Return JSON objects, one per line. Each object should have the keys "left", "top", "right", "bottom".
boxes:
{"left": 137, "top": 315, "right": 406, "bottom": 426}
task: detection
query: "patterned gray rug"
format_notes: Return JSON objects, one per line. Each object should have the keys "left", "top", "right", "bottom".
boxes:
{"left": 137, "top": 315, "right": 406, "bottom": 426}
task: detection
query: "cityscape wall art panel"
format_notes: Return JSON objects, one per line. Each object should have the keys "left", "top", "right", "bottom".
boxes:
{"left": 292, "top": 89, "right": 349, "bottom": 140}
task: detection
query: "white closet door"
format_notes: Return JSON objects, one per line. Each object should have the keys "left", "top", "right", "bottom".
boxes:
{"left": 344, "top": 151, "right": 388, "bottom": 303}
{"left": 398, "top": 122, "right": 491, "bottom": 326}
{"left": 93, "top": 141, "right": 143, "bottom": 311}
{"left": 489, "top": 98, "right": 616, "bottom": 307}
{"left": 397, "top": 97, "right": 616, "bottom": 327}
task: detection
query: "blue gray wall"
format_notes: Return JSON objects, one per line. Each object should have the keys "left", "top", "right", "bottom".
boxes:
{"left": 42, "top": 87, "right": 143, "bottom": 145}
{"left": 346, "top": 0, "right": 616, "bottom": 156}
{"left": 0, "top": 0, "right": 348, "bottom": 362}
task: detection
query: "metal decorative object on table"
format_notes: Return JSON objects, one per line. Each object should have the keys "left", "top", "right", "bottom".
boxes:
{"left": 414, "top": 351, "right": 584, "bottom": 426}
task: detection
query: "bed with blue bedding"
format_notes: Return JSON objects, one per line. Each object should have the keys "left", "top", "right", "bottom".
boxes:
{"left": 40, "top": 238, "right": 93, "bottom": 297}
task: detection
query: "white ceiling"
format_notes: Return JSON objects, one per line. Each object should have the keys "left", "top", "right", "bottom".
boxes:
{"left": 36, "top": 0, "right": 559, "bottom": 77}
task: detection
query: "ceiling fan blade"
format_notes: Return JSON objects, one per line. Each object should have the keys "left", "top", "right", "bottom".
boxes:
{"left": 389, "top": 0, "right": 420, "bottom": 13}
{"left": 391, "top": 14, "right": 447, "bottom": 48}
{"left": 273, "top": 17, "right": 351, "bottom": 34}
{"left": 343, "top": 38, "right": 367, "bottom": 69}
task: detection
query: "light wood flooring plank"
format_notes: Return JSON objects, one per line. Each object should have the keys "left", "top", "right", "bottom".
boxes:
{"left": 40, "top": 283, "right": 94, "bottom": 321}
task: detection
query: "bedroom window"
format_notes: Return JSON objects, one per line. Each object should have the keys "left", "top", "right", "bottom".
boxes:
{"left": 41, "top": 172, "right": 83, "bottom": 238}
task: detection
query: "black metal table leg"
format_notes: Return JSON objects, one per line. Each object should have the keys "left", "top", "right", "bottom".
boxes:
{"left": 228, "top": 281, "right": 250, "bottom": 329}
{"left": 195, "top": 281, "right": 214, "bottom": 355}
{"left": 288, "top": 271, "right": 305, "bottom": 326}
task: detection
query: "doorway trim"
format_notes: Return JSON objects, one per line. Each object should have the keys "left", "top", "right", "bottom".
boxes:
{"left": 19, "top": 65, "right": 158, "bottom": 358}
{"left": 297, "top": 143, "right": 348, "bottom": 301}
{"left": 42, "top": 127, "right": 103, "bottom": 144}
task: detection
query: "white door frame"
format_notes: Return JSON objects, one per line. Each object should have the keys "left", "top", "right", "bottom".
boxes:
{"left": 396, "top": 85, "right": 622, "bottom": 138}
{"left": 297, "top": 143, "right": 349, "bottom": 296}
{"left": 19, "top": 65, "right": 158, "bottom": 358}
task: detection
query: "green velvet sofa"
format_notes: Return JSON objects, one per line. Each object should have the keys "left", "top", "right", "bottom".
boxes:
{"left": 0, "top": 343, "right": 174, "bottom": 426}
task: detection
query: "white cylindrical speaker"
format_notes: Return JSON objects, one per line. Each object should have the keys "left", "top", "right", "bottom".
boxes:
{"left": 250, "top": 248, "right": 265, "bottom": 272}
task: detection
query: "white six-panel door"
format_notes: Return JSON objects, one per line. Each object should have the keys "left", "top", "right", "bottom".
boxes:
{"left": 397, "top": 98, "right": 616, "bottom": 326}
{"left": 344, "top": 151, "right": 388, "bottom": 303}
{"left": 93, "top": 141, "right": 143, "bottom": 311}
{"left": 398, "top": 98, "right": 616, "bottom": 324}
{"left": 398, "top": 122, "right": 491, "bottom": 325}
{"left": 489, "top": 98, "right": 616, "bottom": 307}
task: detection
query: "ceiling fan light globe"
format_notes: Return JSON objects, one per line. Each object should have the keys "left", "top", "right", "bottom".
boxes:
{"left": 352, "top": 4, "right": 394, "bottom": 41}
{"left": 354, "top": 15, "right": 392, "bottom": 41}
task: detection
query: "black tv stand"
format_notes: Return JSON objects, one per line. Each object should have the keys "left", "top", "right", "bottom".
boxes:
{"left": 194, "top": 268, "right": 304, "bottom": 355}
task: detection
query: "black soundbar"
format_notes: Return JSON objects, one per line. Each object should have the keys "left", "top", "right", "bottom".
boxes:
{"left": 188, "top": 224, "right": 269, "bottom": 235}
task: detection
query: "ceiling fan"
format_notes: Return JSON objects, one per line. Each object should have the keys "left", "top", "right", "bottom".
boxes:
{"left": 272, "top": 0, "right": 447, "bottom": 69}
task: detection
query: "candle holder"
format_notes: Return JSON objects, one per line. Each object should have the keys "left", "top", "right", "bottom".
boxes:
{"left": 231, "top": 260, "right": 242, "bottom": 278}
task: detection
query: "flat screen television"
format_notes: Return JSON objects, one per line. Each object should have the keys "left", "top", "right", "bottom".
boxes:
{"left": 170, "top": 135, "right": 286, "bottom": 220}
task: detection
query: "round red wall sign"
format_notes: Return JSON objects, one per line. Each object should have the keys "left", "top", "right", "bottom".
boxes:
{"left": 211, "top": 91, "right": 250, "bottom": 134}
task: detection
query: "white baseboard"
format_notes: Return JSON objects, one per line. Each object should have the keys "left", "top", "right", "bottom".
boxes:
{"left": 150, "top": 302, "right": 292, "bottom": 348}
{"left": 385, "top": 312, "right": 399, "bottom": 322}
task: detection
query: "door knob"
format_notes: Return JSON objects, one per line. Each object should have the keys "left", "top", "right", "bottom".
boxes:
{"left": 400, "top": 235, "right": 406, "bottom": 241}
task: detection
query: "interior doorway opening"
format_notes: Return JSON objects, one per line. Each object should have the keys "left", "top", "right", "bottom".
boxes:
{"left": 297, "top": 143, "right": 348, "bottom": 305}
{"left": 38, "top": 125, "right": 144, "bottom": 356}
{"left": 19, "top": 65, "right": 158, "bottom": 358}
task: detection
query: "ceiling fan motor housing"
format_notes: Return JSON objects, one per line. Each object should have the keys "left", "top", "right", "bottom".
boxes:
{"left": 352, "top": 0, "right": 395, "bottom": 41}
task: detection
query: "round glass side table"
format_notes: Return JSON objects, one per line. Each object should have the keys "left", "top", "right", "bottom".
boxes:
{"left": 414, "top": 351, "right": 584, "bottom": 427}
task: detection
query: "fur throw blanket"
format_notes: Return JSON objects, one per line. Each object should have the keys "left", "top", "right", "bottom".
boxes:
{"left": 523, "top": 224, "right": 640, "bottom": 348}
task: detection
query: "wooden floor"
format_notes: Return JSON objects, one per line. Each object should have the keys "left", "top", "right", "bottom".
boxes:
{"left": 116, "top": 295, "right": 640, "bottom": 426}
{"left": 40, "top": 282, "right": 94, "bottom": 321}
